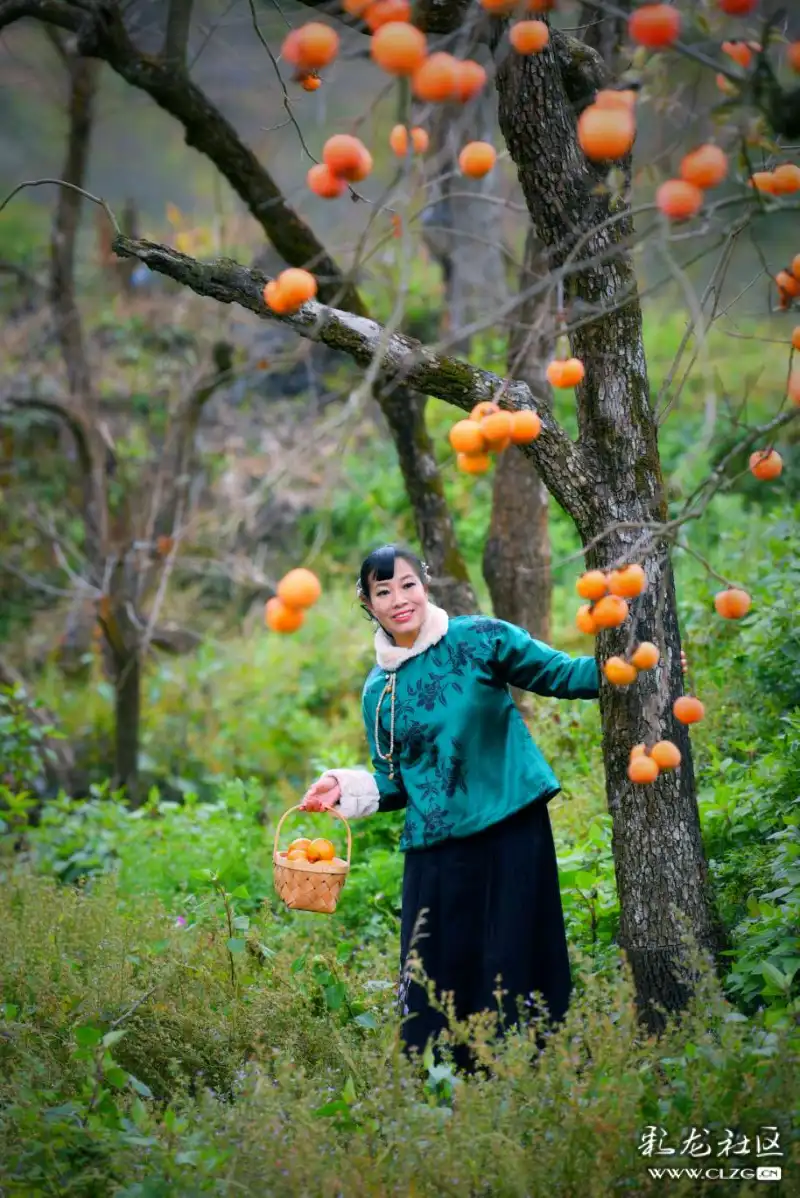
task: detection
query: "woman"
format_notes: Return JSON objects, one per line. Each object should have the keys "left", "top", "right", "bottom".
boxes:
{"left": 299, "top": 542, "right": 602, "bottom": 1069}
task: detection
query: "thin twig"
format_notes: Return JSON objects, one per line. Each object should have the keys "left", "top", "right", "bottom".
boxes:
{"left": 0, "top": 178, "right": 120, "bottom": 235}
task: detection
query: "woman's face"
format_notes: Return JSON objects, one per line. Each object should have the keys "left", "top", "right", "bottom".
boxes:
{"left": 366, "top": 558, "right": 428, "bottom": 644}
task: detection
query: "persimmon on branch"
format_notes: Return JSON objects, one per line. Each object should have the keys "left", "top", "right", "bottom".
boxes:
{"left": 111, "top": 231, "right": 590, "bottom": 476}
{"left": 110, "top": 233, "right": 800, "bottom": 559}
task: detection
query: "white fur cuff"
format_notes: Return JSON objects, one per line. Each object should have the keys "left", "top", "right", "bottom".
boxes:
{"left": 322, "top": 768, "right": 380, "bottom": 819}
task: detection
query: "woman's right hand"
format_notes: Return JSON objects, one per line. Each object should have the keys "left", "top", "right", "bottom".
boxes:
{"left": 298, "top": 774, "right": 341, "bottom": 811}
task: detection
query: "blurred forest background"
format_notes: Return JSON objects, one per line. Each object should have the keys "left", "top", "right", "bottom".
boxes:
{"left": 1, "top": 1, "right": 799, "bottom": 1194}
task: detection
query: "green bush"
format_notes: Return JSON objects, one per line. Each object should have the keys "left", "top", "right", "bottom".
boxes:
{"left": 1, "top": 871, "right": 797, "bottom": 1197}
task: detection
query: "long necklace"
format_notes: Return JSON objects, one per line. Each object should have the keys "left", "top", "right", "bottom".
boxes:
{"left": 373, "top": 671, "right": 397, "bottom": 779}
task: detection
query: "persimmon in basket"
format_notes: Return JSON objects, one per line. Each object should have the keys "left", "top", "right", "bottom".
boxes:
{"left": 277, "top": 836, "right": 342, "bottom": 865}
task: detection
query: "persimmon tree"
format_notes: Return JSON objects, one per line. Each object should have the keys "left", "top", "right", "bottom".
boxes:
{"left": 0, "top": 37, "right": 237, "bottom": 801}
{"left": 2, "top": 0, "right": 799, "bottom": 1030}
{"left": 0, "top": 0, "right": 480, "bottom": 614}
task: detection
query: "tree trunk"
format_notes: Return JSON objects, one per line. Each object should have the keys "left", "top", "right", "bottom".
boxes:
{"left": 49, "top": 45, "right": 109, "bottom": 556}
{"left": 419, "top": 75, "right": 550, "bottom": 628}
{"left": 379, "top": 384, "right": 478, "bottom": 615}
{"left": 483, "top": 230, "right": 552, "bottom": 643}
{"left": 113, "top": 650, "right": 141, "bottom": 803}
{"left": 495, "top": 36, "right": 724, "bottom": 1030}
{"left": 483, "top": 450, "right": 550, "bottom": 641}
{"left": 50, "top": 52, "right": 99, "bottom": 400}
{"left": 99, "top": 580, "right": 142, "bottom": 804}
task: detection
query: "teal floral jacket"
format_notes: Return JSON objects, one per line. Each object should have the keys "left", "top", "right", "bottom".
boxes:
{"left": 327, "top": 603, "right": 599, "bottom": 852}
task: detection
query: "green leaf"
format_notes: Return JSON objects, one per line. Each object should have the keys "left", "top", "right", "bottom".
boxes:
{"left": 354, "top": 1011, "right": 377, "bottom": 1030}
{"left": 232, "top": 915, "right": 250, "bottom": 931}
{"left": 102, "top": 1029, "right": 127, "bottom": 1048}
{"left": 105, "top": 1066, "right": 129, "bottom": 1089}
{"left": 342, "top": 1075, "right": 357, "bottom": 1104}
{"left": 762, "top": 962, "right": 790, "bottom": 992}
{"left": 230, "top": 885, "right": 250, "bottom": 899}
{"left": 313, "top": 1099, "right": 350, "bottom": 1118}
{"left": 324, "top": 982, "right": 346, "bottom": 1011}
{"left": 44, "top": 1102, "right": 81, "bottom": 1124}
{"left": 291, "top": 954, "right": 307, "bottom": 974}
{"left": 2, "top": 1003, "right": 19, "bottom": 1020}
{"left": 129, "top": 1075, "right": 153, "bottom": 1099}
{"left": 226, "top": 938, "right": 246, "bottom": 954}
{"left": 75, "top": 1025, "right": 103, "bottom": 1047}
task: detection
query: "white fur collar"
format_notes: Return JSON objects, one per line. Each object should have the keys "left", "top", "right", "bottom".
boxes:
{"left": 374, "top": 602, "right": 449, "bottom": 672}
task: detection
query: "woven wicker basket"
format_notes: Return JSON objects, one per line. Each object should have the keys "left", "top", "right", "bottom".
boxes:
{"left": 273, "top": 804, "right": 352, "bottom": 914}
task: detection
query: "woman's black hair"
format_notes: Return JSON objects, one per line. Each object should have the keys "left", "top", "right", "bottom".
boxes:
{"left": 356, "top": 544, "right": 429, "bottom": 609}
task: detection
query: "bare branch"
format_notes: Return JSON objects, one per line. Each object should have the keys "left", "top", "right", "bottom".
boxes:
{"left": 149, "top": 340, "right": 235, "bottom": 543}
{"left": 0, "top": 0, "right": 82, "bottom": 35}
{"left": 111, "top": 233, "right": 591, "bottom": 488}
{"left": 148, "top": 624, "right": 202, "bottom": 655}
{"left": 1, "top": 395, "right": 94, "bottom": 482}
{"left": 0, "top": 260, "right": 43, "bottom": 289}
{"left": 246, "top": 0, "right": 317, "bottom": 166}
{"left": 0, "top": 178, "right": 119, "bottom": 235}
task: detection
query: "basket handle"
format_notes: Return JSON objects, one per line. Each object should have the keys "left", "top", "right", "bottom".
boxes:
{"left": 273, "top": 803, "right": 352, "bottom": 866}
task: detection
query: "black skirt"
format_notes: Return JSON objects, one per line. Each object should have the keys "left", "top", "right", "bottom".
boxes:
{"left": 398, "top": 798, "right": 572, "bottom": 1070}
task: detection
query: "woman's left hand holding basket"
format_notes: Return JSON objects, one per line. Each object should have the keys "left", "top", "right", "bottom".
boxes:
{"left": 299, "top": 774, "right": 341, "bottom": 812}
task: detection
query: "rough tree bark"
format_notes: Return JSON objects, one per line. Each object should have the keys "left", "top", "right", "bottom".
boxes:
{"left": 484, "top": 230, "right": 552, "bottom": 644}
{"left": 98, "top": 585, "right": 142, "bottom": 799}
{"left": 47, "top": 41, "right": 146, "bottom": 798}
{"left": 0, "top": 0, "right": 475, "bottom": 607}
{"left": 493, "top": 27, "right": 727, "bottom": 1025}
{"left": 49, "top": 48, "right": 98, "bottom": 400}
